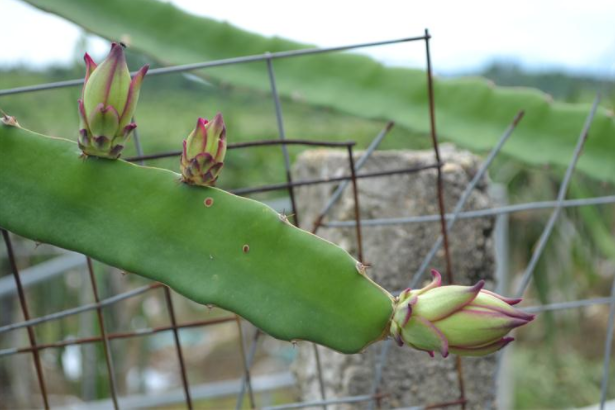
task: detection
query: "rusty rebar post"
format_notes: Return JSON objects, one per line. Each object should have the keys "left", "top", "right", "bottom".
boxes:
{"left": 424, "top": 29, "right": 453, "bottom": 285}
{"left": 231, "top": 163, "right": 440, "bottom": 196}
{"left": 5, "top": 316, "right": 236, "bottom": 355}
{"left": 424, "top": 28, "right": 465, "bottom": 408}
{"left": 1, "top": 229, "right": 49, "bottom": 409}
{"left": 310, "top": 123, "right": 395, "bottom": 233}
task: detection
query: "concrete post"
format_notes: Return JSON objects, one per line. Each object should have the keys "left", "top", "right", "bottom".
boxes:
{"left": 291, "top": 144, "right": 497, "bottom": 409}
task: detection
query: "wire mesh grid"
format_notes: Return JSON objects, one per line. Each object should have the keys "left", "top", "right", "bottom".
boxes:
{"left": 0, "top": 30, "right": 613, "bottom": 409}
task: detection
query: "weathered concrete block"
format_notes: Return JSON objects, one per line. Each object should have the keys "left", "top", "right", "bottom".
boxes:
{"left": 291, "top": 144, "right": 496, "bottom": 409}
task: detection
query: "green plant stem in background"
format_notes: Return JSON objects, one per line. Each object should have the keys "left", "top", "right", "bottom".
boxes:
{"left": 0, "top": 125, "right": 393, "bottom": 354}
{"left": 21, "top": 0, "right": 615, "bottom": 183}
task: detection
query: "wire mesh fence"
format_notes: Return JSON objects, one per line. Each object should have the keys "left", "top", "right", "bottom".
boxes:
{"left": 0, "top": 30, "right": 613, "bottom": 409}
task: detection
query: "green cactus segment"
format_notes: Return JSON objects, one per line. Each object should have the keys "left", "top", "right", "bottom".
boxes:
{"left": 0, "top": 126, "right": 393, "bottom": 353}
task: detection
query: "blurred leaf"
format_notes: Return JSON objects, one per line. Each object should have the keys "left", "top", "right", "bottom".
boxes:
{"left": 21, "top": 0, "right": 615, "bottom": 183}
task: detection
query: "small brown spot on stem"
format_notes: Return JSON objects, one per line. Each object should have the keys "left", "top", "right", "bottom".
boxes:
{"left": 204, "top": 197, "right": 214, "bottom": 207}
{"left": 243, "top": 244, "right": 250, "bottom": 253}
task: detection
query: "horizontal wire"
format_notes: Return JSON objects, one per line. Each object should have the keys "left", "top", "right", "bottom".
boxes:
{"left": 323, "top": 195, "right": 615, "bottom": 227}
{"left": 124, "top": 139, "right": 357, "bottom": 162}
{"left": 263, "top": 395, "right": 468, "bottom": 410}
{"left": 515, "top": 95, "right": 600, "bottom": 298}
{"left": 1, "top": 294, "right": 612, "bottom": 357}
{"left": 230, "top": 163, "right": 441, "bottom": 195}
{"left": 0, "top": 35, "right": 427, "bottom": 97}
{"left": 262, "top": 394, "right": 377, "bottom": 410}
{"left": 523, "top": 297, "right": 615, "bottom": 313}
{"left": 0, "top": 316, "right": 236, "bottom": 358}
{"left": 0, "top": 282, "right": 161, "bottom": 335}
{"left": 316, "top": 122, "right": 394, "bottom": 220}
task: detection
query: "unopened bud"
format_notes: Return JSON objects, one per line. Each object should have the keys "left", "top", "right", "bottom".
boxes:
{"left": 180, "top": 114, "right": 227, "bottom": 186}
{"left": 391, "top": 270, "right": 534, "bottom": 357}
{"left": 78, "top": 43, "right": 149, "bottom": 158}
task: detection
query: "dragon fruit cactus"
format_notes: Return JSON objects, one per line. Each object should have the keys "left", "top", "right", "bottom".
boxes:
{"left": 180, "top": 114, "right": 227, "bottom": 186}
{"left": 78, "top": 43, "right": 149, "bottom": 158}
{"left": 390, "top": 270, "right": 534, "bottom": 357}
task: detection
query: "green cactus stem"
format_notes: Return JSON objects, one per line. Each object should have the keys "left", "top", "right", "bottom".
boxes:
{"left": 0, "top": 125, "right": 393, "bottom": 353}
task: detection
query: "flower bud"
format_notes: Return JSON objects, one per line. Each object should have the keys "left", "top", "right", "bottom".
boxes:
{"left": 180, "top": 114, "right": 227, "bottom": 186}
{"left": 391, "top": 270, "right": 534, "bottom": 357}
{"left": 78, "top": 43, "right": 149, "bottom": 158}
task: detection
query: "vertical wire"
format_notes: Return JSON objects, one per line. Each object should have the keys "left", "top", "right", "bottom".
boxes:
{"left": 130, "top": 121, "right": 146, "bottom": 167}
{"left": 514, "top": 95, "right": 601, "bottom": 298}
{"left": 368, "top": 36, "right": 526, "bottom": 410}
{"left": 410, "top": 110, "right": 524, "bottom": 288}
{"left": 235, "top": 317, "right": 257, "bottom": 409}
{"left": 423, "top": 28, "right": 465, "bottom": 409}
{"left": 312, "top": 122, "right": 394, "bottom": 230}
{"left": 162, "top": 287, "right": 193, "bottom": 408}
{"left": 1, "top": 229, "right": 49, "bottom": 409}
{"left": 266, "top": 54, "right": 300, "bottom": 227}
{"left": 311, "top": 344, "right": 328, "bottom": 410}
{"left": 131, "top": 121, "right": 193, "bottom": 408}
{"left": 86, "top": 257, "right": 120, "bottom": 409}
{"left": 490, "top": 95, "right": 601, "bottom": 409}
{"left": 306, "top": 125, "right": 393, "bottom": 409}
{"left": 265, "top": 53, "right": 329, "bottom": 409}
{"left": 423, "top": 29, "right": 454, "bottom": 286}
{"left": 306, "top": 125, "right": 395, "bottom": 409}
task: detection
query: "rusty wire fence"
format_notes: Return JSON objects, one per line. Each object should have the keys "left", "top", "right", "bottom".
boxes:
{"left": 0, "top": 30, "right": 614, "bottom": 409}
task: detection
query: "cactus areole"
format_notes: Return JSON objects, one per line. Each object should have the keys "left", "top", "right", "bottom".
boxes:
{"left": 0, "top": 125, "right": 533, "bottom": 355}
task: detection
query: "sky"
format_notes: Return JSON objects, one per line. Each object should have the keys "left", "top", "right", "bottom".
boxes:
{"left": 1, "top": 0, "right": 614, "bottom": 77}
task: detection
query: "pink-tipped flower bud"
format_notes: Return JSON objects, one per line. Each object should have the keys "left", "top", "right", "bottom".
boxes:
{"left": 180, "top": 114, "right": 227, "bottom": 186}
{"left": 78, "top": 43, "right": 149, "bottom": 158}
{"left": 390, "top": 270, "right": 534, "bottom": 357}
